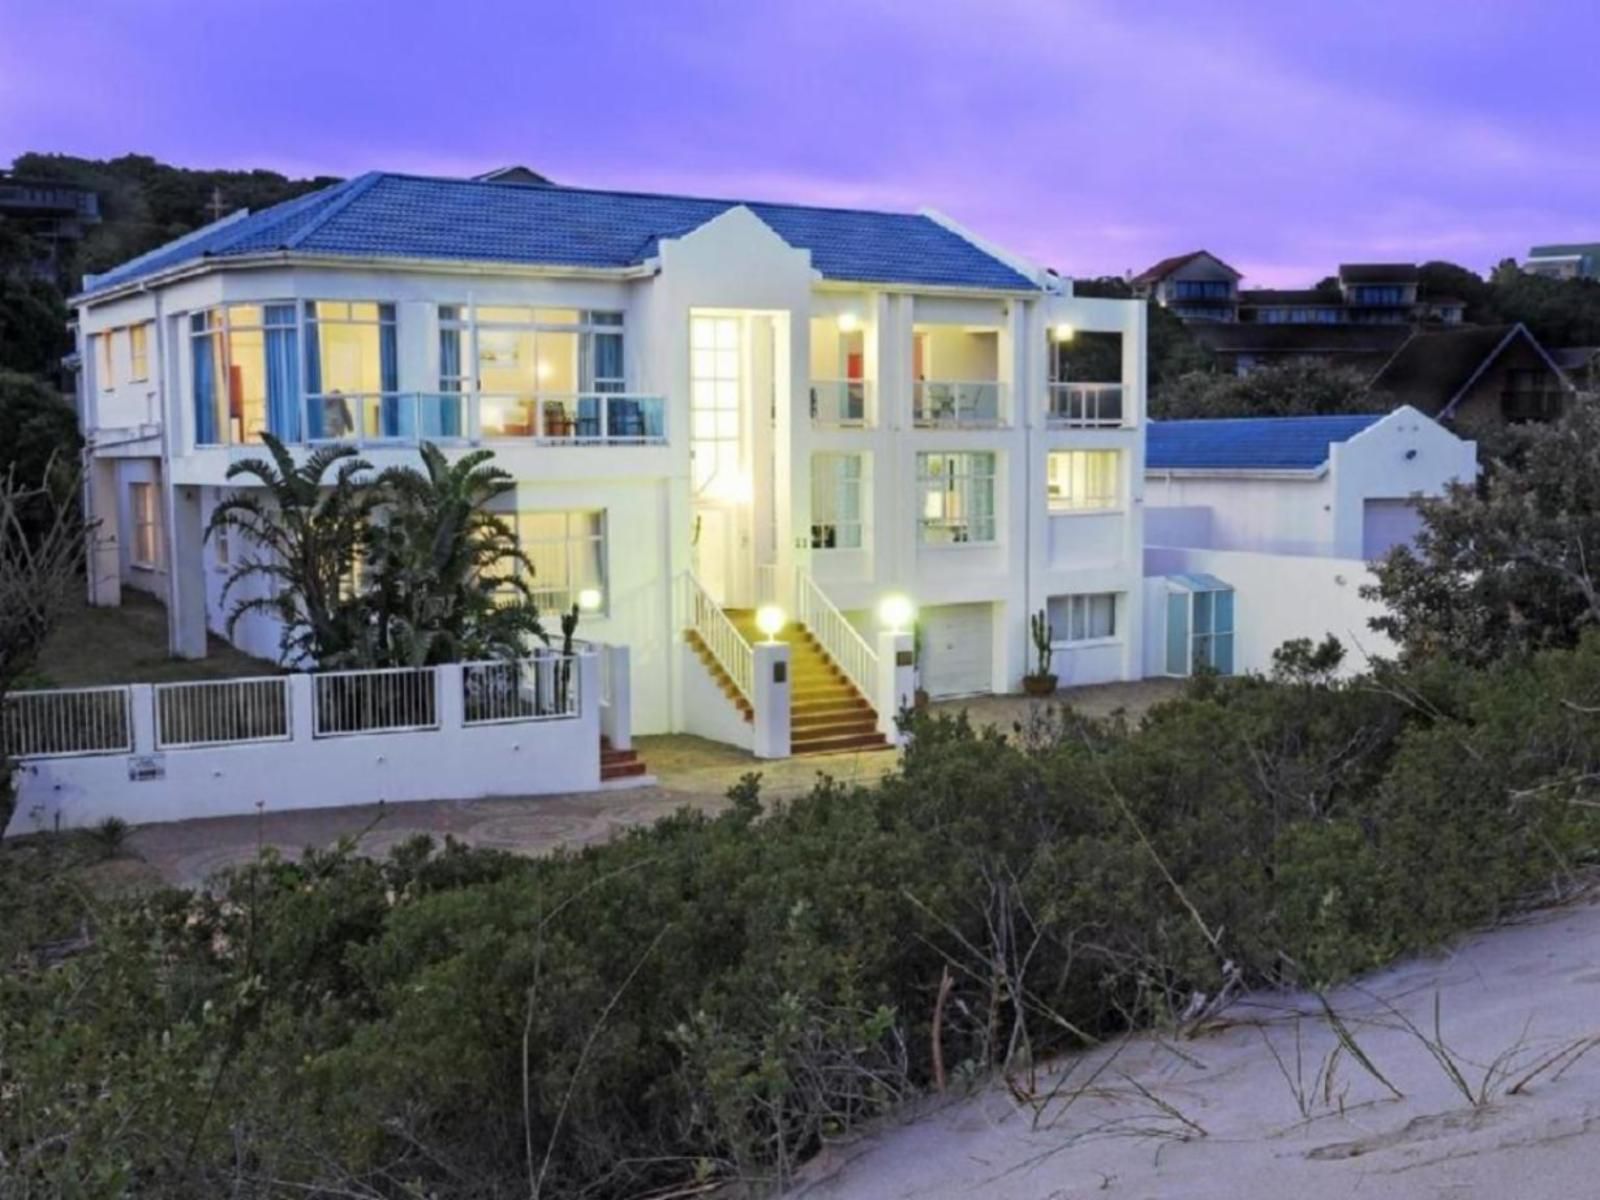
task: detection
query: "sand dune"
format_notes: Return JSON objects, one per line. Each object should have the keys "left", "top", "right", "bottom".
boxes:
{"left": 788, "top": 897, "right": 1600, "bottom": 1199}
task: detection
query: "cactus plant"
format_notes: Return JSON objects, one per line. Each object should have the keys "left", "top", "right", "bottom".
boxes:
{"left": 1023, "top": 608, "right": 1058, "bottom": 696}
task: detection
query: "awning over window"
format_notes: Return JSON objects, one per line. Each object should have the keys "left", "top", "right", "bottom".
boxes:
{"left": 1163, "top": 572, "right": 1232, "bottom": 593}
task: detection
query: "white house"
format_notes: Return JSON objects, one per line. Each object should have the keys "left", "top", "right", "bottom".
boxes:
{"left": 71, "top": 170, "right": 1148, "bottom": 757}
{"left": 1143, "top": 407, "right": 1477, "bottom": 561}
{"left": 1140, "top": 408, "right": 1477, "bottom": 678}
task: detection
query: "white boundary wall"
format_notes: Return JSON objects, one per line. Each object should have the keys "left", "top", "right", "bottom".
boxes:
{"left": 1143, "top": 547, "right": 1398, "bottom": 679}
{"left": 4, "top": 654, "right": 603, "bottom": 837}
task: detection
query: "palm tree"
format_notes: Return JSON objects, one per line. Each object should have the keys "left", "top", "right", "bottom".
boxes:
{"left": 369, "top": 442, "right": 545, "bottom": 665}
{"left": 207, "top": 434, "right": 380, "bottom": 667}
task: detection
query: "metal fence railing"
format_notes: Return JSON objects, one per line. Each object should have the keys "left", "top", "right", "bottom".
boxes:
{"left": 463, "top": 655, "right": 581, "bottom": 726}
{"left": 1046, "top": 382, "right": 1125, "bottom": 428}
{"left": 2, "top": 686, "right": 133, "bottom": 759}
{"left": 155, "top": 677, "right": 291, "bottom": 750}
{"left": 313, "top": 667, "right": 439, "bottom": 738}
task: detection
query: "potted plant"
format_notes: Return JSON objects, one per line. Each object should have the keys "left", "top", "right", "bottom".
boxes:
{"left": 1022, "top": 609, "right": 1057, "bottom": 697}
{"left": 912, "top": 620, "right": 930, "bottom": 711}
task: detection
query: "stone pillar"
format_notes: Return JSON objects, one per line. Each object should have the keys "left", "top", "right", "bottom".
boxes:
{"left": 751, "top": 640, "right": 792, "bottom": 759}
{"left": 437, "top": 662, "right": 465, "bottom": 731}
{"left": 287, "top": 673, "right": 315, "bottom": 744}
{"left": 167, "top": 484, "right": 209, "bottom": 659}
{"left": 875, "top": 630, "right": 915, "bottom": 744}
{"left": 602, "top": 643, "right": 633, "bottom": 751}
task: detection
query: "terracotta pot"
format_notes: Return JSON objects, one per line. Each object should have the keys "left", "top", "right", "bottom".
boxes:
{"left": 1022, "top": 673, "right": 1058, "bottom": 697}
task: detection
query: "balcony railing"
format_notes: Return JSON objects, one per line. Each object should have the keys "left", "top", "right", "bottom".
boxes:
{"left": 1046, "top": 383, "right": 1126, "bottom": 428}
{"left": 810, "top": 379, "right": 870, "bottom": 427}
{"left": 912, "top": 380, "right": 1005, "bottom": 428}
{"left": 205, "top": 391, "right": 668, "bottom": 450}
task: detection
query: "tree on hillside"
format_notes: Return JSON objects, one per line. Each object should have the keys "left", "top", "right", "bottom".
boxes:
{"left": 1487, "top": 257, "right": 1600, "bottom": 348}
{"left": 1418, "top": 260, "right": 1497, "bottom": 323}
{"left": 1069, "top": 275, "right": 1214, "bottom": 388}
{"left": 1365, "top": 401, "right": 1600, "bottom": 667}
{"left": 0, "top": 371, "right": 79, "bottom": 539}
{"left": 1152, "top": 359, "right": 1374, "bottom": 419}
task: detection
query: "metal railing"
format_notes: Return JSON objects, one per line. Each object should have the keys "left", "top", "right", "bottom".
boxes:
{"left": 223, "top": 391, "right": 672, "bottom": 448}
{"left": 912, "top": 380, "right": 1005, "bottom": 427}
{"left": 683, "top": 572, "right": 753, "bottom": 700}
{"left": 810, "top": 379, "right": 870, "bottom": 427}
{"left": 155, "top": 677, "right": 291, "bottom": 749}
{"left": 462, "top": 654, "right": 581, "bottom": 725}
{"left": 1046, "top": 383, "right": 1126, "bottom": 428}
{"left": 795, "top": 569, "right": 877, "bottom": 699}
{"left": 2, "top": 686, "right": 132, "bottom": 759}
{"left": 313, "top": 666, "right": 439, "bottom": 738}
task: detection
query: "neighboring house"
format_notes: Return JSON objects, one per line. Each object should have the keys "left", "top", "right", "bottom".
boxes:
{"left": 1131, "top": 251, "right": 1241, "bottom": 322}
{"left": 1191, "top": 322, "right": 1413, "bottom": 375}
{"left": 1145, "top": 408, "right": 1477, "bottom": 561}
{"left": 0, "top": 171, "right": 101, "bottom": 281}
{"left": 71, "top": 170, "right": 1147, "bottom": 752}
{"left": 1366, "top": 323, "right": 1573, "bottom": 431}
{"left": 1142, "top": 409, "right": 1477, "bottom": 679}
{"left": 1524, "top": 243, "right": 1600, "bottom": 280}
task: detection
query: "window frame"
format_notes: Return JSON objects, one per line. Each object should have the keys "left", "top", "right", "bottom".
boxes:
{"left": 916, "top": 451, "right": 997, "bottom": 546}
{"left": 1047, "top": 592, "right": 1119, "bottom": 646}
{"left": 128, "top": 322, "right": 150, "bottom": 383}
{"left": 1046, "top": 449, "right": 1122, "bottom": 514}
{"left": 97, "top": 330, "right": 116, "bottom": 391}
{"left": 129, "top": 482, "right": 161, "bottom": 569}
{"left": 514, "top": 509, "right": 608, "bottom": 616}
{"left": 810, "top": 452, "right": 864, "bottom": 550}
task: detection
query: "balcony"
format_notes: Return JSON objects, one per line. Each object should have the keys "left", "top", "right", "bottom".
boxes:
{"left": 1046, "top": 383, "right": 1126, "bottom": 428}
{"left": 202, "top": 392, "right": 667, "bottom": 449}
{"left": 912, "top": 380, "right": 1005, "bottom": 428}
{"left": 810, "top": 379, "right": 870, "bottom": 428}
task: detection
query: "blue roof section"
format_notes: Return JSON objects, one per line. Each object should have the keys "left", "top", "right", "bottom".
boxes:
{"left": 82, "top": 172, "right": 1038, "bottom": 297}
{"left": 1146, "top": 414, "right": 1386, "bottom": 471}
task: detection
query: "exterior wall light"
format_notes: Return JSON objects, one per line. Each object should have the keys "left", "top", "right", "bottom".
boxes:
{"left": 1052, "top": 323, "right": 1075, "bottom": 342}
{"left": 577, "top": 587, "right": 603, "bottom": 613}
{"left": 878, "top": 593, "right": 915, "bottom": 633}
{"left": 837, "top": 312, "right": 861, "bottom": 333}
{"left": 755, "top": 605, "right": 786, "bottom": 642}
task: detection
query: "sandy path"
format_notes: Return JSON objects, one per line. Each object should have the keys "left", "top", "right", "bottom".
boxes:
{"left": 788, "top": 897, "right": 1600, "bottom": 1199}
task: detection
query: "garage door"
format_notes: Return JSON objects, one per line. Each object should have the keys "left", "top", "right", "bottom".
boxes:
{"left": 1362, "top": 499, "right": 1424, "bottom": 560}
{"left": 921, "top": 603, "right": 994, "bottom": 698}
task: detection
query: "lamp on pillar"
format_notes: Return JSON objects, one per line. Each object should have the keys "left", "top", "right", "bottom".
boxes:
{"left": 877, "top": 593, "right": 915, "bottom": 634}
{"left": 755, "top": 604, "right": 786, "bottom": 643}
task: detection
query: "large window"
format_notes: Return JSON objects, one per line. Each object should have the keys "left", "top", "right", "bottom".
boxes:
{"left": 515, "top": 511, "right": 607, "bottom": 613}
{"left": 129, "top": 323, "right": 150, "bottom": 382}
{"left": 189, "top": 304, "right": 300, "bottom": 445}
{"left": 690, "top": 315, "right": 741, "bottom": 495}
{"left": 1172, "top": 280, "right": 1233, "bottom": 300}
{"left": 917, "top": 452, "right": 996, "bottom": 544}
{"left": 1164, "top": 578, "right": 1235, "bottom": 676}
{"left": 305, "top": 301, "right": 397, "bottom": 440}
{"left": 811, "top": 453, "right": 863, "bottom": 549}
{"left": 129, "top": 482, "right": 161, "bottom": 568}
{"left": 97, "top": 331, "right": 114, "bottom": 390}
{"left": 1047, "top": 593, "right": 1117, "bottom": 644}
{"left": 467, "top": 306, "right": 626, "bottom": 438}
{"left": 1047, "top": 450, "right": 1120, "bottom": 512}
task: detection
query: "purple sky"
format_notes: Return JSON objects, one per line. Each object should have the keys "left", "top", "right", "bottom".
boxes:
{"left": 2, "top": 1, "right": 1596, "bottom": 287}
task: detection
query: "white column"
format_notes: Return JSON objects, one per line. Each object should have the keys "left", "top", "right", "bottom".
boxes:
{"left": 750, "top": 640, "right": 792, "bottom": 759}
{"left": 437, "top": 662, "right": 465, "bottom": 730}
{"left": 130, "top": 683, "right": 157, "bottom": 754}
{"left": 86, "top": 457, "right": 122, "bottom": 607}
{"left": 167, "top": 483, "right": 208, "bottom": 659}
{"left": 602, "top": 644, "right": 633, "bottom": 751}
{"left": 288, "top": 673, "right": 315, "bottom": 744}
{"left": 875, "top": 629, "right": 915, "bottom": 744}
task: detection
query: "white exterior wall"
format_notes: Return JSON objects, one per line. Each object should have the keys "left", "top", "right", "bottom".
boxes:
{"left": 75, "top": 207, "right": 1151, "bottom": 746}
{"left": 1146, "top": 408, "right": 1477, "bottom": 559}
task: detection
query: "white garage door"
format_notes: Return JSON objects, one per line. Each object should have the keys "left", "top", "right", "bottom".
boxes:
{"left": 921, "top": 603, "right": 994, "bottom": 698}
{"left": 1362, "top": 499, "right": 1424, "bottom": 560}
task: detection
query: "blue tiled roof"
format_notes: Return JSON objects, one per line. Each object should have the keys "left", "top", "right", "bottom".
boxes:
{"left": 82, "top": 172, "right": 1038, "bottom": 297}
{"left": 1146, "top": 414, "right": 1386, "bottom": 471}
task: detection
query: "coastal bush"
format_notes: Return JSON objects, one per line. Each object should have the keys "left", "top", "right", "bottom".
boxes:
{"left": 5, "top": 639, "right": 1600, "bottom": 1197}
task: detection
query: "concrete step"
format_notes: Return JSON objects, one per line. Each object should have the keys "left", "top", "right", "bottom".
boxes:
{"left": 601, "top": 759, "right": 649, "bottom": 781}
{"left": 791, "top": 716, "right": 878, "bottom": 741}
{"left": 790, "top": 731, "right": 891, "bottom": 755}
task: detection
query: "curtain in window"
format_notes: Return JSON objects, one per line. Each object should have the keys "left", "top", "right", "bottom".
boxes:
{"left": 192, "top": 331, "right": 218, "bottom": 445}
{"left": 303, "top": 320, "right": 325, "bottom": 438}
{"left": 431, "top": 324, "right": 462, "bottom": 438}
{"left": 587, "top": 331, "right": 624, "bottom": 392}
{"left": 379, "top": 319, "right": 407, "bottom": 437}
{"left": 263, "top": 305, "right": 301, "bottom": 442}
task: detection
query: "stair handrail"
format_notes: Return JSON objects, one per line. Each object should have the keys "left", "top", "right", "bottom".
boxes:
{"left": 682, "top": 571, "right": 754, "bottom": 701}
{"left": 795, "top": 569, "right": 878, "bottom": 699}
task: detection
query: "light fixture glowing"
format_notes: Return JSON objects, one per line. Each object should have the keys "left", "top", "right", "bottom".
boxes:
{"left": 1053, "top": 323, "right": 1076, "bottom": 342}
{"left": 535, "top": 359, "right": 554, "bottom": 381}
{"left": 878, "top": 593, "right": 915, "bottom": 633}
{"left": 577, "top": 587, "right": 603, "bottom": 613}
{"left": 755, "top": 605, "right": 786, "bottom": 642}
{"left": 837, "top": 312, "right": 861, "bottom": 333}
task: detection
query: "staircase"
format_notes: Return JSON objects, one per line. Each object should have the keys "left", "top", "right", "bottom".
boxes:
{"left": 600, "top": 736, "right": 648, "bottom": 782}
{"left": 724, "top": 609, "right": 888, "bottom": 756}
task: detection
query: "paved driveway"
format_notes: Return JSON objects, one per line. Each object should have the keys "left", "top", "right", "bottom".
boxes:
{"left": 128, "top": 679, "right": 1181, "bottom": 888}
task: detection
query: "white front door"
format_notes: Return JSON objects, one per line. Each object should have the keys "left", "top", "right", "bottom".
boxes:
{"left": 921, "top": 603, "right": 994, "bottom": 698}
{"left": 1362, "top": 499, "right": 1424, "bottom": 560}
{"left": 695, "top": 507, "right": 734, "bottom": 606}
